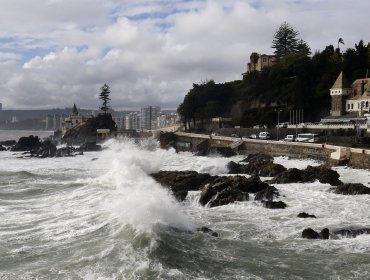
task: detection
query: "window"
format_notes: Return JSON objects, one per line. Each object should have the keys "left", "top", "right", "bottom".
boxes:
{"left": 366, "top": 101, "right": 369, "bottom": 108}
{"left": 347, "top": 104, "right": 350, "bottom": 110}
{"left": 351, "top": 104, "right": 354, "bottom": 109}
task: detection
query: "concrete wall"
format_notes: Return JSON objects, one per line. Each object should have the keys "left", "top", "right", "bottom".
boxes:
{"left": 175, "top": 132, "right": 370, "bottom": 169}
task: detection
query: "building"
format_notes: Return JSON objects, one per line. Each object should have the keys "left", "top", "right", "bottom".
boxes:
{"left": 62, "top": 104, "right": 93, "bottom": 134}
{"left": 124, "top": 112, "right": 140, "bottom": 130}
{"left": 112, "top": 116, "right": 125, "bottom": 129}
{"left": 246, "top": 54, "right": 277, "bottom": 73}
{"left": 140, "top": 106, "right": 160, "bottom": 130}
{"left": 322, "top": 72, "right": 370, "bottom": 124}
{"left": 45, "top": 115, "right": 63, "bottom": 131}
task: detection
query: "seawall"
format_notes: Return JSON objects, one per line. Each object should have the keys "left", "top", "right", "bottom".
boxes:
{"left": 174, "top": 132, "right": 370, "bottom": 169}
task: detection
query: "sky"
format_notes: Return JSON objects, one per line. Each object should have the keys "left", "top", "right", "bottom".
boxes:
{"left": 0, "top": 0, "right": 369, "bottom": 110}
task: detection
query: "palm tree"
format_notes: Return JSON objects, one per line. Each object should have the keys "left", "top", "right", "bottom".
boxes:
{"left": 337, "top": 38, "right": 344, "bottom": 50}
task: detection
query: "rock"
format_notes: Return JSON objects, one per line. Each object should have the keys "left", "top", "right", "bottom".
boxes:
{"left": 269, "top": 168, "right": 304, "bottom": 184}
{"left": 320, "top": 228, "right": 330, "bottom": 239}
{"left": 0, "top": 140, "right": 16, "bottom": 147}
{"left": 228, "top": 160, "right": 286, "bottom": 177}
{"left": 302, "top": 228, "right": 329, "bottom": 239}
{"left": 208, "top": 187, "right": 247, "bottom": 208}
{"left": 270, "top": 166, "right": 342, "bottom": 186}
{"left": 335, "top": 183, "right": 370, "bottom": 195}
{"left": 151, "top": 171, "right": 211, "bottom": 201}
{"left": 32, "top": 139, "right": 57, "bottom": 158}
{"left": 158, "top": 132, "right": 178, "bottom": 150}
{"left": 200, "top": 175, "right": 259, "bottom": 207}
{"left": 302, "top": 228, "right": 320, "bottom": 239}
{"left": 241, "top": 153, "right": 273, "bottom": 163}
{"left": 63, "top": 113, "right": 117, "bottom": 145}
{"left": 333, "top": 228, "right": 370, "bottom": 238}
{"left": 297, "top": 212, "right": 317, "bottom": 218}
{"left": 305, "top": 166, "right": 342, "bottom": 186}
{"left": 56, "top": 146, "right": 81, "bottom": 157}
{"left": 262, "top": 200, "right": 287, "bottom": 209}
{"left": 0, "top": 145, "right": 6, "bottom": 151}
{"left": 197, "top": 227, "right": 219, "bottom": 237}
{"left": 12, "top": 135, "right": 41, "bottom": 151}
{"left": 79, "top": 142, "right": 102, "bottom": 152}
{"left": 254, "top": 186, "right": 280, "bottom": 201}
{"left": 236, "top": 175, "right": 270, "bottom": 193}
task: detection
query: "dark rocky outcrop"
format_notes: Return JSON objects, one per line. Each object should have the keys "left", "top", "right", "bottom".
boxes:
{"left": 302, "top": 227, "right": 370, "bottom": 239}
{"left": 334, "top": 183, "right": 370, "bottom": 195}
{"left": 197, "top": 227, "right": 219, "bottom": 237}
{"left": 63, "top": 113, "right": 117, "bottom": 145}
{"left": 199, "top": 175, "right": 252, "bottom": 207}
{"left": 30, "top": 139, "right": 57, "bottom": 158}
{"left": 240, "top": 153, "right": 273, "bottom": 163}
{"left": 207, "top": 187, "right": 247, "bottom": 208}
{"left": 12, "top": 135, "right": 41, "bottom": 151}
{"left": 158, "top": 132, "right": 178, "bottom": 150}
{"left": 297, "top": 212, "right": 317, "bottom": 218}
{"left": 78, "top": 142, "right": 102, "bottom": 152}
{"left": 254, "top": 186, "right": 280, "bottom": 201}
{"left": 227, "top": 160, "right": 286, "bottom": 177}
{"left": 151, "top": 171, "right": 211, "bottom": 201}
{"left": 333, "top": 228, "right": 370, "bottom": 238}
{"left": 269, "top": 165, "right": 342, "bottom": 186}
{"left": 151, "top": 171, "right": 273, "bottom": 207}
{"left": 56, "top": 146, "right": 82, "bottom": 157}
{"left": 0, "top": 145, "right": 6, "bottom": 151}
{"left": 262, "top": 200, "right": 287, "bottom": 209}
{"left": 302, "top": 228, "right": 329, "bottom": 239}
{"left": 0, "top": 140, "right": 16, "bottom": 147}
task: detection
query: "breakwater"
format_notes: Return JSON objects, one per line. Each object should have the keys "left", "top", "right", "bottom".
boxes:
{"left": 174, "top": 132, "right": 370, "bottom": 169}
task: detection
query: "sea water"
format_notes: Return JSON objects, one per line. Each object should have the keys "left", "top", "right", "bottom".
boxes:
{"left": 1, "top": 138, "right": 370, "bottom": 279}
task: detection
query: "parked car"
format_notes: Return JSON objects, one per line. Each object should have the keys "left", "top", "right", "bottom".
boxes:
{"left": 258, "top": 132, "right": 271, "bottom": 140}
{"left": 276, "top": 122, "right": 288, "bottom": 128}
{"left": 284, "top": 135, "right": 296, "bottom": 142}
{"left": 253, "top": 124, "right": 267, "bottom": 129}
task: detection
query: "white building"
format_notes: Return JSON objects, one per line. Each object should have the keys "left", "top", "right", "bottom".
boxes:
{"left": 140, "top": 106, "right": 160, "bottom": 130}
{"left": 124, "top": 112, "right": 140, "bottom": 130}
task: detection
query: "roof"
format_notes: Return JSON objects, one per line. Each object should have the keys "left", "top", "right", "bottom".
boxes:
{"left": 331, "top": 72, "right": 351, "bottom": 89}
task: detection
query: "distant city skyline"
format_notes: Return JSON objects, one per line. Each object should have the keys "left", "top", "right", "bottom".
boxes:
{"left": 0, "top": 0, "right": 369, "bottom": 110}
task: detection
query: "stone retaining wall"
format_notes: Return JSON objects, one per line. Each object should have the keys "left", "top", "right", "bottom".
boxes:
{"left": 175, "top": 132, "right": 370, "bottom": 169}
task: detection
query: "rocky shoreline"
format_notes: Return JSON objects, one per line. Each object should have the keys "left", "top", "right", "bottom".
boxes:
{"left": 151, "top": 152, "right": 370, "bottom": 240}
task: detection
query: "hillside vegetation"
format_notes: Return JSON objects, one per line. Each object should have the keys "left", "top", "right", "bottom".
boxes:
{"left": 178, "top": 23, "right": 369, "bottom": 130}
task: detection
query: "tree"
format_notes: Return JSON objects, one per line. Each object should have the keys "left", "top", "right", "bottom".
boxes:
{"left": 271, "top": 22, "right": 299, "bottom": 58}
{"left": 337, "top": 38, "right": 344, "bottom": 50}
{"left": 99, "top": 84, "right": 111, "bottom": 114}
{"left": 297, "top": 39, "right": 311, "bottom": 55}
{"left": 250, "top": 52, "right": 260, "bottom": 71}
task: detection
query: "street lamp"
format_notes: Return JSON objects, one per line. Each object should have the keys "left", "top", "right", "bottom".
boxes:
{"left": 277, "top": 109, "right": 282, "bottom": 140}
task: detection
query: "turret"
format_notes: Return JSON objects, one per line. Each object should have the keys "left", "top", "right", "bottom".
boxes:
{"left": 330, "top": 72, "right": 352, "bottom": 116}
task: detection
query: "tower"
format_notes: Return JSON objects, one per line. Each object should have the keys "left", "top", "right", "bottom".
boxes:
{"left": 330, "top": 72, "right": 352, "bottom": 116}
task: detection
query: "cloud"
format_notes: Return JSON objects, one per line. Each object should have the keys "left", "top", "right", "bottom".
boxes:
{"left": 0, "top": 0, "right": 369, "bottom": 110}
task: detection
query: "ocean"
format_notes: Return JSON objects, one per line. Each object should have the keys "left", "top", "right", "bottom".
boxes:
{"left": 1, "top": 137, "right": 370, "bottom": 279}
{"left": 0, "top": 130, "right": 54, "bottom": 142}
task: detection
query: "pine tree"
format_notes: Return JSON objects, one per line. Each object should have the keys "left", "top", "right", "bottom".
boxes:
{"left": 99, "top": 84, "right": 111, "bottom": 114}
{"left": 297, "top": 39, "right": 311, "bottom": 55}
{"left": 271, "top": 22, "right": 300, "bottom": 59}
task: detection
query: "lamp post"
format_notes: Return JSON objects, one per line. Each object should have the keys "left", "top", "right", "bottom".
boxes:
{"left": 277, "top": 109, "right": 282, "bottom": 140}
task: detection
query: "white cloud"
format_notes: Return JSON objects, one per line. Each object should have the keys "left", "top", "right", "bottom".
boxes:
{"left": 0, "top": 0, "right": 369, "bottom": 109}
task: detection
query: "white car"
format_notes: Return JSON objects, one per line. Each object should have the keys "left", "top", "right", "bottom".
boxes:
{"left": 258, "top": 132, "right": 270, "bottom": 140}
{"left": 284, "top": 135, "right": 296, "bottom": 142}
